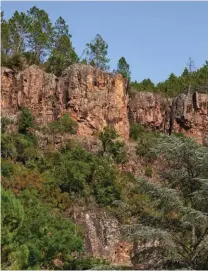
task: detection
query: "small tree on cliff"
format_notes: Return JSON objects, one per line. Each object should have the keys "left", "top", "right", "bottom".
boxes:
{"left": 117, "top": 57, "right": 131, "bottom": 81}
{"left": 84, "top": 34, "right": 110, "bottom": 70}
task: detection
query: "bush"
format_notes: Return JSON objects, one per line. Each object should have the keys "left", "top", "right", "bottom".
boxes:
{"left": 144, "top": 166, "right": 153, "bottom": 178}
{"left": 1, "top": 160, "right": 14, "bottom": 178}
{"left": 1, "top": 117, "right": 12, "bottom": 133}
{"left": 92, "top": 159, "right": 121, "bottom": 205}
{"left": 130, "top": 123, "right": 146, "bottom": 141}
{"left": 49, "top": 114, "right": 78, "bottom": 134}
{"left": 99, "top": 126, "right": 127, "bottom": 164}
{"left": 107, "top": 140, "right": 127, "bottom": 164}
{"left": 18, "top": 108, "right": 34, "bottom": 134}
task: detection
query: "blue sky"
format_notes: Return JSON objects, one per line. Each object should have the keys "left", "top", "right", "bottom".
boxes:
{"left": 2, "top": 1, "right": 208, "bottom": 83}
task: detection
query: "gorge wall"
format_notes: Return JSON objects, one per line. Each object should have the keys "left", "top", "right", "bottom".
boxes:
{"left": 1, "top": 64, "right": 208, "bottom": 266}
{"left": 2, "top": 63, "right": 207, "bottom": 144}
{"left": 129, "top": 90, "right": 208, "bottom": 145}
{"left": 1, "top": 64, "right": 130, "bottom": 139}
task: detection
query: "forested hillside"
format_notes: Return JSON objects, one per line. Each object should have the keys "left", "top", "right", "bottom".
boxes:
{"left": 1, "top": 6, "right": 208, "bottom": 270}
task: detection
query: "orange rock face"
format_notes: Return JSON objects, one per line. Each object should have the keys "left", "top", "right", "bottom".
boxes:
{"left": 171, "top": 92, "right": 208, "bottom": 144}
{"left": 1, "top": 64, "right": 129, "bottom": 139}
{"left": 58, "top": 64, "right": 130, "bottom": 139}
{"left": 129, "top": 92, "right": 170, "bottom": 131}
{"left": 1, "top": 64, "right": 208, "bottom": 144}
{"left": 129, "top": 91, "right": 208, "bottom": 145}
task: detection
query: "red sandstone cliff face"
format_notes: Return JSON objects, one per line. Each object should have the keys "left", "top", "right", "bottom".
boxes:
{"left": 129, "top": 91, "right": 208, "bottom": 145}
{"left": 1, "top": 65, "right": 58, "bottom": 123}
{"left": 171, "top": 92, "right": 208, "bottom": 145}
{"left": 57, "top": 64, "right": 129, "bottom": 139}
{"left": 1, "top": 64, "right": 129, "bottom": 139}
{"left": 128, "top": 92, "right": 170, "bottom": 131}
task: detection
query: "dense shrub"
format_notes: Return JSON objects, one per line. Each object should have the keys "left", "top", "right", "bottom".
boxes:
{"left": 18, "top": 108, "right": 35, "bottom": 134}
{"left": 49, "top": 114, "right": 78, "bottom": 134}
{"left": 99, "top": 126, "right": 127, "bottom": 164}
{"left": 130, "top": 123, "right": 146, "bottom": 141}
{"left": 1, "top": 188, "right": 83, "bottom": 270}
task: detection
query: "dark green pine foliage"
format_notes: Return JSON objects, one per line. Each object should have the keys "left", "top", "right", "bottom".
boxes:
{"left": 117, "top": 57, "right": 131, "bottom": 80}
{"left": 46, "top": 17, "right": 78, "bottom": 76}
{"left": 122, "top": 135, "right": 208, "bottom": 270}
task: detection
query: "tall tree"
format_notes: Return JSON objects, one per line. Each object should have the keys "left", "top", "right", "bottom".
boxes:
{"left": 8, "top": 11, "right": 30, "bottom": 55}
{"left": 84, "top": 34, "right": 110, "bottom": 70}
{"left": 46, "top": 16, "right": 78, "bottom": 76}
{"left": 1, "top": 12, "right": 11, "bottom": 63}
{"left": 27, "top": 6, "right": 53, "bottom": 62}
{"left": 117, "top": 57, "right": 131, "bottom": 80}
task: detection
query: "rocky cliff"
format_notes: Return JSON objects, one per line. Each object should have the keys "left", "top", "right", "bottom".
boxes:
{"left": 2, "top": 64, "right": 207, "bottom": 143}
{"left": 1, "top": 64, "right": 208, "bottom": 266}
{"left": 1, "top": 64, "right": 129, "bottom": 139}
{"left": 129, "top": 91, "right": 208, "bottom": 145}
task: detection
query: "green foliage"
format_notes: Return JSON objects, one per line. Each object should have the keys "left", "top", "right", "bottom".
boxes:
{"left": 99, "top": 126, "right": 127, "bottom": 164}
{"left": 1, "top": 159, "right": 14, "bottom": 178}
{"left": 1, "top": 188, "right": 83, "bottom": 270}
{"left": 122, "top": 136, "right": 208, "bottom": 269}
{"left": 27, "top": 6, "right": 53, "bottom": 61}
{"left": 117, "top": 57, "right": 131, "bottom": 80}
{"left": 46, "top": 17, "right": 78, "bottom": 76}
{"left": 135, "top": 126, "right": 159, "bottom": 163}
{"left": 154, "top": 134, "right": 208, "bottom": 210}
{"left": 48, "top": 114, "right": 78, "bottom": 134}
{"left": 1, "top": 117, "right": 12, "bottom": 133}
{"left": 53, "top": 145, "right": 121, "bottom": 205}
{"left": 131, "top": 61, "right": 208, "bottom": 97}
{"left": 131, "top": 78, "right": 156, "bottom": 93}
{"left": 92, "top": 159, "right": 121, "bottom": 205}
{"left": 130, "top": 123, "right": 146, "bottom": 141}
{"left": 144, "top": 166, "right": 153, "bottom": 178}
{"left": 18, "top": 108, "right": 34, "bottom": 134}
{"left": 99, "top": 126, "right": 118, "bottom": 152}
{"left": 1, "top": 132, "right": 38, "bottom": 165}
{"left": 84, "top": 34, "right": 110, "bottom": 70}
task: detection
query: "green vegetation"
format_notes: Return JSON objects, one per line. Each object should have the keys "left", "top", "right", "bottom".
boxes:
{"left": 48, "top": 114, "right": 78, "bottom": 135}
{"left": 131, "top": 61, "right": 208, "bottom": 97}
{"left": 1, "top": 5, "right": 208, "bottom": 270}
{"left": 84, "top": 34, "right": 110, "bottom": 70}
{"left": 18, "top": 108, "right": 35, "bottom": 134}
{"left": 121, "top": 135, "right": 208, "bottom": 269}
{"left": 117, "top": 57, "right": 131, "bottom": 80}
{"left": 99, "top": 126, "right": 127, "bottom": 164}
{"left": 1, "top": 107, "right": 208, "bottom": 270}
{"left": 2, "top": 7, "right": 208, "bottom": 97}
{"left": 130, "top": 123, "right": 159, "bottom": 163}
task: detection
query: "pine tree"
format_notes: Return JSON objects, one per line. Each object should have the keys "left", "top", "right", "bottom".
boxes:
{"left": 117, "top": 57, "right": 131, "bottom": 80}
{"left": 84, "top": 34, "right": 110, "bottom": 70}
{"left": 46, "top": 16, "right": 78, "bottom": 76}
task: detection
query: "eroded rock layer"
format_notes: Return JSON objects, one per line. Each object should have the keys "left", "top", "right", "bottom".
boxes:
{"left": 1, "top": 64, "right": 129, "bottom": 139}
{"left": 128, "top": 91, "right": 208, "bottom": 144}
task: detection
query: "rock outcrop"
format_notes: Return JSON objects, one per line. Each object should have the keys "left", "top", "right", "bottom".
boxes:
{"left": 128, "top": 91, "right": 208, "bottom": 145}
{"left": 58, "top": 64, "right": 129, "bottom": 139}
{"left": 128, "top": 92, "right": 170, "bottom": 132}
{"left": 2, "top": 64, "right": 207, "bottom": 143}
{"left": 171, "top": 91, "right": 208, "bottom": 144}
{"left": 66, "top": 206, "right": 132, "bottom": 267}
{"left": 1, "top": 64, "right": 129, "bottom": 139}
{"left": 1, "top": 66, "right": 58, "bottom": 123}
